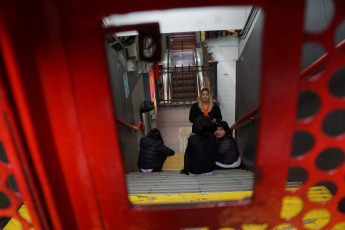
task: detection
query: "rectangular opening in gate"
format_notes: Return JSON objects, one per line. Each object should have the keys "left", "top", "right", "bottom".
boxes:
{"left": 103, "top": 6, "right": 264, "bottom": 205}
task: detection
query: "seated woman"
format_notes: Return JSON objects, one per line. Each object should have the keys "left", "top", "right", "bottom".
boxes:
{"left": 181, "top": 116, "right": 217, "bottom": 175}
{"left": 138, "top": 128, "right": 175, "bottom": 173}
{"left": 215, "top": 121, "right": 241, "bottom": 169}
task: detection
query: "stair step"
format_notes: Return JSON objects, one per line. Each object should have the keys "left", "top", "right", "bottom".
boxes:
{"left": 126, "top": 170, "right": 303, "bottom": 195}
{"left": 173, "top": 92, "right": 197, "bottom": 99}
{"left": 173, "top": 79, "right": 195, "bottom": 86}
{"left": 173, "top": 86, "right": 195, "bottom": 93}
{"left": 172, "top": 75, "right": 196, "bottom": 81}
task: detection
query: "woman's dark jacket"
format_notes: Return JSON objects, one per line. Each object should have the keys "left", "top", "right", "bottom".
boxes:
{"left": 138, "top": 137, "right": 175, "bottom": 169}
{"left": 216, "top": 137, "right": 240, "bottom": 165}
{"left": 189, "top": 102, "right": 222, "bottom": 132}
{"left": 184, "top": 134, "right": 217, "bottom": 174}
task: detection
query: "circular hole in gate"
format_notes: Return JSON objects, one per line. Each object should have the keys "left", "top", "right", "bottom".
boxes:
{"left": 303, "top": 209, "right": 331, "bottom": 229}
{"left": 297, "top": 91, "right": 321, "bottom": 119}
{"left": 316, "top": 148, "right": 345, "bottom": 171}
{"left": 241, "top": 224, "right": 268, "bottom": 230}
{"left": 7, "top": 175, "right": 19, "bottom": 192}
{"left": 304, "top": 0, "right": 335, "bottom": 33}
{"left": 0, "top": 192, "right": 10, "bottom": 209}
{"left": 0, "top": 142, "right": 9, "bottom": 164}
{"left": 332, "top": 222, "right": 345, "bottom": 229}
{"left": 314, "top": 181, "right": 337, "bottom": 195}
{"left": 322, "top": 110, "right": 345, "bottom": 136}
{"left": 301, "top": 43, "right": 327, "bottom": 72}
{"left": 291, "top": 131, "right": 314, "bottom": 157}
{"left": 329, "top": 67, "right": 345, "bottom": 98}
{"left": 0, "top": 216, "right": 12, "bottom": 228}
{"left": 287, "top": 167, "right": 308, "bottom": 186}
{"left": 272, "top": 223, "right": 297, "bottom": 230}
{"left": 308, "top": 181, "right": 337, "bottom": 203}
{"left": 338, "top": 197, "right": 345, "bottom": 214}
{"left": 142, "top": 35, "right": 156, "bottom": 58}
{"left": 280, "top": 196, "right": 303, "bottom": 219}
{"left": 335, "top": 18, "right": 345, "bottom": 45}
{"left": 18, "top": 204, "right": 32, "bottom": 222}
{"left": 1, "top": 217, "right": 22, "bottom": 229}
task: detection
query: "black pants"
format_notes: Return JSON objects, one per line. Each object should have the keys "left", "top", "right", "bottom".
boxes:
{"left": 152, "top": 153, "right": 168, "bottom": 172}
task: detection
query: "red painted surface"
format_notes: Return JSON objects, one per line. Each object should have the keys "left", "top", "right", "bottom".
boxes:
{"left": 0, "top": 0, "right": 344, "bottom": 229}
{"left": 153, "top": 62, "right": 159, "bottom": 81}
{"left": 149, "top": 68, "right": 157, "bottom": 114}
{"left": 0, "top": 61, "right": 50, "bottom": 230}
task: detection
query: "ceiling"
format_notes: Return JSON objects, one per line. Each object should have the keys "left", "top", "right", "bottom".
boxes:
{"left": 104, "top": 6, "right": 252, "bottom": 36}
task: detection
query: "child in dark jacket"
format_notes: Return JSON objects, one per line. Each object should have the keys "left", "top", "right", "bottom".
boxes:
{"left": 181, "top": 116, "right": 217, "bottom": 175}
{"left": 138, "top": 128, "right": 175, "bottom": 173}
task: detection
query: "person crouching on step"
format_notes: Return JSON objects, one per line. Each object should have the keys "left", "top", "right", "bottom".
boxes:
{"left": 138, "top": 128, "right": 175, "bottom": 173}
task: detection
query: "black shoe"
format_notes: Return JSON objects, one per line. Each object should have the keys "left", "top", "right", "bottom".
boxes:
{"left": 180, "top": 169, "right": 188, "bottom": 175}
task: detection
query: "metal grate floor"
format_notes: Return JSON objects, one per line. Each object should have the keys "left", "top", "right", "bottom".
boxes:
{"left": 126, "top": 169, "right": 302, "bottom": 195}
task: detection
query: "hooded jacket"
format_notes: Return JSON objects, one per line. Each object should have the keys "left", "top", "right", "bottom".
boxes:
{"left": 185, "top": 133, "right": 217, "bottom": 174}
{"left": 216, "top": 137, "right": 240, "bottom": 165}
{"left": 138, "top": 136, "right": 175, "bottom": 169}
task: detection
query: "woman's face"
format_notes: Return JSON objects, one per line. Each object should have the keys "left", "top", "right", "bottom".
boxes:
{"left": 201, "top": 91, "right": 209, "bottom": 103}
{"left": 216, "top": 126, "right": 226, "bottom": 139}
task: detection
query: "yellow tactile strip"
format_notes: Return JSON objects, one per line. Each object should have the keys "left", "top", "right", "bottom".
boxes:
{"left": 129, "top": 186, "right": 335, "bottom": 230}
{"left": 5, "top": 187, "right": 337, "bottom": 230}
{"left": 162, "top": 153, "right": 185, "bottom": 170}
{"left": 129, "top": 186, "right": 332, "bottom": 206}
{"left": 161, "top": 126, "right": 190, "bottom": 171}
{"left": 129, "top": 190, "right": 252, "bottom": 204}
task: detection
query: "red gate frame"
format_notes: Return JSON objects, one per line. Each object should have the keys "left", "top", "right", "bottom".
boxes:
{"left": 0, "top": 0, "right": 344, "bottom": 229}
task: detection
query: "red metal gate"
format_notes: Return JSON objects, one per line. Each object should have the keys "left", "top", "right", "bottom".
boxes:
{"left": 0, "top": 0, "right": 344, "bottom": 229}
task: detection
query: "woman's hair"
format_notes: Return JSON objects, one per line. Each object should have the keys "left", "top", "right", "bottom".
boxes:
{"left": 197, "top": 88, "right": 213, "bottom": 110}
{"left": 147, "top": 128, "right": 164, "bottom": 143}
{"left": 194, "top": 116, "right": 213, "bottom": 135}
{"left": 217, "top": 121, "right": 233, "bottom": 141}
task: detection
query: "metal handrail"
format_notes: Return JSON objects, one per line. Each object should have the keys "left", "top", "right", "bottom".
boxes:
{"left": 116, "top": 117, "right": 144, "bottom": 133}
{"left": 230, "top": 105, "right": 259, "bottom": 131}
{"left": 301, "top": 39, "right": 345, "bottom": 78}
{"left": 229, "top": 39, "right": 345, "bottom": 132}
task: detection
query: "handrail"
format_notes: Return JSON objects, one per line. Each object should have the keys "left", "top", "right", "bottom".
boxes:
{"left": 229, "top": 39, "right": 345, "bottom": 132}
{"left": 116, "top": 117, "right": 144, "bottom": 133}
{"left": 301, "top": 39, "right": 345, "bottom": 78}
{"left": 230, "top": 105, "right": 259, "bottom": 131}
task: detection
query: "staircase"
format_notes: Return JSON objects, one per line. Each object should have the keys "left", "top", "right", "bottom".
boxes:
{"left": 169, "top": 35, "right": 199, "bottom": 102}
{"left": 169, "top": 32, "right": 197, "bottom": 52}
{"left": 172, "top": 70, "right": 198, "bottom": 101}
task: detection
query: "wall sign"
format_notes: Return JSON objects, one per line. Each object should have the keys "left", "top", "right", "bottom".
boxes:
{"left": 123, "top": 72, "right": 130, "bottom": 98}
{"left": 149, "top": 68, "right": 157, "bottom": 113}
